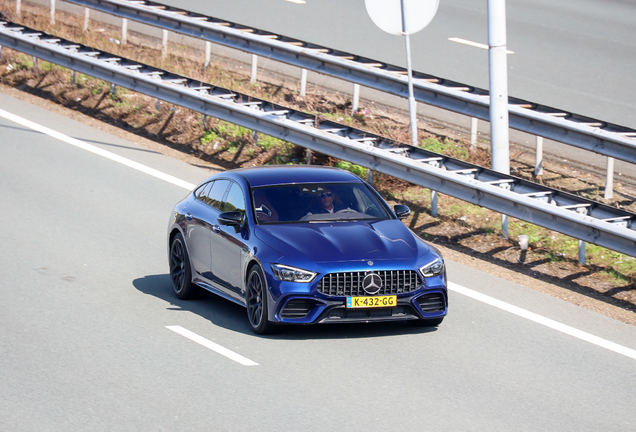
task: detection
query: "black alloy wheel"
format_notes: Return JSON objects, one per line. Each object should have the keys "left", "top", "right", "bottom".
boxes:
{"left": 246, "top": 266, "right": 276, "bottom": 335}
{"left": 169, "top": 233, "right": 203, "bottom": 299}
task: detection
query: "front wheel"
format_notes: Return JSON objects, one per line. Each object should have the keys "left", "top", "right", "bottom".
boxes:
{"left": 408, "top": 317, "right": 444, "bottom": 327}
{"left": 245, "top": 266, "right": 277, "bottom": 335}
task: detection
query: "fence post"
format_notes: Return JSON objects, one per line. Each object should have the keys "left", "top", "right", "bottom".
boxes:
{"left": 604, "top": 157, "right": 614, "bottom": 199}
{"left": 430, "top": 190, "right": 438, "bottom": 217}
{"left": 83, "top": 8, "right": 90, "bottom": 31}
{"left": 578, "top": 240, "right": 586, "bottom": 265}
{"left": 204, "top": 41, "right": 211, "bottom": 68}
{"left": 535, "top": 136, "right": 544, "bottom": 176}
{"left": 470, "top": 117, "right": 478, "bottom": 148}
{"left": 121, "top": 18, "right": 128, "bottom": 45}
{"left": 50, "top": 0, "right": 56, "bottom": 25}
{"left": 250, "top": 54, "right": 258, "bottom": 84}
{"left": 299, "top": 68, "right": 307, "bottom": 96}
{"left": 352, "top": 83, "right": 360, "bottom": 115}
{"left": 162, "top": 29, "right": 169, "bottom": 59}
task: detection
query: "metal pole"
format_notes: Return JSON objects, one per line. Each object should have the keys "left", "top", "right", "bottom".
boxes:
{"left": 162, "top": 29, "right": 169, "bottom": 59}
{"left": 83, "top": 8, "right": 90, "bottom": 31}
{"left": 250, "top": 54, "right": 258, "bottom": 84}
{"left": 487, "top": 0, "right": 510, "bottom": 174}
{"left": 121, "top": 18, "right": 128, "bottom": 45}
{"left": 300, "top": 68, "right": 307, "bottom": 96}
{"left": 535, "top": 136, "right": 544, "bottom": 176}
{"left": 470, "top": 117, "right": 478, "bottom": 148}
{"left": 400, "top": 0, "right": 418, "bottom": 147}
{"left": 352, "top": 83, "right": 360, "bottom": 115}
{"left": 604, "top": 157, "right": 614, "bottom": 199}
{"left": 50, "top": 0, "right": 56, "bottom": 25}
{"left": 578, "top": 240, "right": 586, "bottom": 265}
{"left": 430, "top": 190, "right": 438, "bottom": 217}
{"left": 204, "top": 41, "right": 211, "bottom": 68}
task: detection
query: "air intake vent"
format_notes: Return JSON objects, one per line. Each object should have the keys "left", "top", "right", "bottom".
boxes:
{"left": 416, "top": 293, "right": 445, "bottom": 312}
{"left": 281, "top": 299, "right": 314, "bottom": 319}
{"left": 317, "top": 270, "right": 421, "bottom": 296}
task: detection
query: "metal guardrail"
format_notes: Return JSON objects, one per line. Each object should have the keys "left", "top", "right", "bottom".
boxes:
{"left": 60, "top": 0, "right": 636, "bottom": 166}
{"left": 1, "top": 19, "right": 635, "bottom": 258}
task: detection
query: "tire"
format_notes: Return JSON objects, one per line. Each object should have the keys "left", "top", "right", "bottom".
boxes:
{"left": 408, "top": 317, "right": 444, "bottom": 327}
{"left": 245, "top": 265, "right": 277, "bottom": 335}
{"left": 169, "top": 233, "right": 204, "bottom": 299}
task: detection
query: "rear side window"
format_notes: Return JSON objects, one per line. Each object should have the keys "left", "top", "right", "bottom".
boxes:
{"left": 223, "top": 182, "right": 246, "bottom": 218}
{"left": 207, "top": 179, "right": 230, "bottom": 210}
{"left": 196, "top": 181, "right": 214, "bottom": 203}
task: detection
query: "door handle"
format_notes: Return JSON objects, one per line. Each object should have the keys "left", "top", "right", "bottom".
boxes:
{"left": 212, "top": 225, "right": 221, "bottom": 233}
{"left": 185, "top": 213, "right": 193, "bottom": 221}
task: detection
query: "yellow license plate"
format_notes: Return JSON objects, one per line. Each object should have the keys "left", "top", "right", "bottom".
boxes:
{"left": 346, "top": 295, "right": 397, "bottom": 308}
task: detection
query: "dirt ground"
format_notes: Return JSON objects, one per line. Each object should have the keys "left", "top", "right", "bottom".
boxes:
{"left": 0, "top": 2, "right": 634, "bottom": 326}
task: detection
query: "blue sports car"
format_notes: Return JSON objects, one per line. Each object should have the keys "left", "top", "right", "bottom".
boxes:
{"left": 168, "top": 166, "right": 448, "bottom": 334}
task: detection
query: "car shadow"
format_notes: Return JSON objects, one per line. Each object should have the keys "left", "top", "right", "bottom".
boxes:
{"left": 133, "top": 274, "right": 440, "bottom": 340}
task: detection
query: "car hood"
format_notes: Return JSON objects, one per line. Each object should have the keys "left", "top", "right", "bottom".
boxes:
{"left": 255, "top": 220, "right": 429, "bottom": 263}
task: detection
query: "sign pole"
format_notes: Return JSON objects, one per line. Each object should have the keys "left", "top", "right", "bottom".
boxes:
{"left": 401, "top": 0, "right": 418, "bottom": 147}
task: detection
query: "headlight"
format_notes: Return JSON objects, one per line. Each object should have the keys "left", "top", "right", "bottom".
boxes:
{"left": 419, "top": 257, "right": 445, "bottom": 278}
{"left": 270, "top": 264, "right": 317, "bottom": 283}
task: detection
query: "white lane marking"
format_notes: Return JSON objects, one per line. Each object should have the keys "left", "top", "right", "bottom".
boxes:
{"left": 285, "top": 0, "right": 306, "bottom": 4}
{"left": 0, "top": 108, "right": 196, "bottom": 191}
{"left": 448, "top": 37, "right": 515, "bottom": 54}
{"left": 3, "top": 106, "right": 634, "bottom": 362}
{"left": 449, "top": 282, "right": 636, "bottom": 361}
{"left": 167, "top": 326, "right": 259, "bottom": 366}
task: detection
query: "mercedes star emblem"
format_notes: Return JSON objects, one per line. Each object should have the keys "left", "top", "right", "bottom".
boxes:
{"left": 362, "top": 273, "right": 382, "bottom": 295}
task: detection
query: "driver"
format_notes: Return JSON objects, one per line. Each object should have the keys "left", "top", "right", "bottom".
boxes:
{"left": 306, "top": 187, "right": 345, "bottom": 214}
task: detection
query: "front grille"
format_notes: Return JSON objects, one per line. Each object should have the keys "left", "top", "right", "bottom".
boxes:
{"left": 327, "top": 306, "right": 409, "bottom": 320}
{"left": 281, "top": 299, "right": 314, "bottom": 319}
{"left": 416, "top": 293, "right": 445, "bottom": 312}
{"left": 317, "top": 270, "right": 421, "bottom": 296}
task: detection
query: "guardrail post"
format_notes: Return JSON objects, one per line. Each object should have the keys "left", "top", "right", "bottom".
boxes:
{"left": 501, "top": 214, "right": 509, "bottom": 239}
{"left": 578, "top": 240, "right": 586, "bottom": 265}
{"left": 306, "top": 149, "right": 312, "bottom": 165}
{"left": 204, "top": 41, "right": 211, "bottom": 68}
{"left": 604, "top": 157, "right": 614, "bottom": 199}
{"left": 250, "top": 54, "right": 258, "bottom": 84}
{"left": 50, "top": 0, "right": 56, "bottom": 25}
{"left": 110, "top": 83, "right": 116, "bottom": 96}
{"left": 430, "top": 190, "right": 438, "bottom": 217}
{"left": 71, "top": 70, "right": 76, "bottom": 84}
{"left": 299, "top": 68, "right": 307, "bottom": 96}
{"left": 83, "top": 8, "right": 90, "bottom": 31}
{"left": 367, "top": 169, "right": 373, "bottom": 185}
{"left": 16, "top": 0, "right": 21, "bottom": 17}
{"left": 0, "top": 44, "right": 3, "bottom": 61}
{"left": 121, "top": 18, "right": 128, "bottom": 45}
{"left": 32, "top": 56, "right": 38, "bottom": 73}
{"left": 470, "top": 117, "right": 478, "bottom": 148}
{"left": 535, "top": 136, "right": 544, "bottom": 176}
{"left": 162, "top": 30, "right": 169, "bottom": 59}
{"left": 252, "top": 130, "right": 258, "bottom": 145}
{"left": 352, "top": 83, "right": 360, "bottom": 115}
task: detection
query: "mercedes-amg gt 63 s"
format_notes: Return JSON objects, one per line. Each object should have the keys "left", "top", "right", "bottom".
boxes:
{"left": 168, "top": 166, "right": 448, "bottom": 334}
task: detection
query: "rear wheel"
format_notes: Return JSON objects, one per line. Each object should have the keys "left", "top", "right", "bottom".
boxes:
{"left": 169, "top": 233, "right": 204, "bottom": 299}
{"left": 408, "top": 317, "right": 444, "bottom": 327}
{"left": 246, "top": 265, "right": 276, "bottom": 335}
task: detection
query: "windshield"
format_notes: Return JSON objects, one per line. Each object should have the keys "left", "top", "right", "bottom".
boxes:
{"left": 252, "top": 182, "right": 390, "bottom": 224}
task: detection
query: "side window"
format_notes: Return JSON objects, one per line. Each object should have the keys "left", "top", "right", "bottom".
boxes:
{"left": 207, "top": 179, "right": 230, "bottom": 210}
{"left": 223, "top": 182, "right": 246, "bottom": 218}
{"left": 196, "top": 181, "right": 214, "bottom": 203}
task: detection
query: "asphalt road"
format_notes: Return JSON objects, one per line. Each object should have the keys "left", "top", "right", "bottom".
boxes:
{"left": 2, "top": 92, "right": 636, "bottom": 431}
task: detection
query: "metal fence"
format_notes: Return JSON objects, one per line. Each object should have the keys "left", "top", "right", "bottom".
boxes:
{"left": 1, "top": 19, "right": 635, "bottom": 260}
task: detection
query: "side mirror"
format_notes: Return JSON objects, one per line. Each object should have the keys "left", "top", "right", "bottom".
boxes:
{"left": 218, "top": 211, "right": 244, "bottom": 233}
{"left": 394, "top": 204, "right": 411, "bottom": 220}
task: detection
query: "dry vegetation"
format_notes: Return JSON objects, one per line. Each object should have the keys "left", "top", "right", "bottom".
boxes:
{"left": 1, "top": 0, "right": 635, "bottom": 324}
